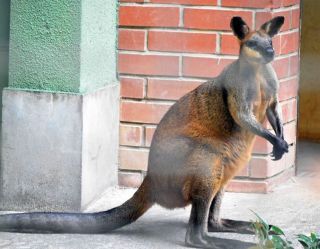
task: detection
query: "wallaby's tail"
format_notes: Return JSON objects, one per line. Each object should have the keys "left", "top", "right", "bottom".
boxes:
{"left": 0, "top": 178, "right": 153, "bottom": 234}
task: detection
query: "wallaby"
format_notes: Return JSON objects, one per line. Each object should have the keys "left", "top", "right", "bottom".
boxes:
{"left": 0, "top": 16, "right": 288, "bottom": 248}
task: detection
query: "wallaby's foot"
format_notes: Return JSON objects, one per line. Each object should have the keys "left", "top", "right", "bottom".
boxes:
{"left": 185, "top": 231, "right": 215, "bottom": 249}
{"left": 208, "top": 219, "right": 254, "bottom": 234}
{"left": 185, "top": 232, "right": 255, "bottom": 249}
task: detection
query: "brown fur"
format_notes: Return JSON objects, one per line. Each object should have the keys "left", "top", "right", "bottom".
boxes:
{"left": 131, "top": 16, "right": 288, "bottom": 248}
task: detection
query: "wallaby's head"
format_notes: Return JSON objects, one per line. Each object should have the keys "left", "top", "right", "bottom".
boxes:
{"left": 230, "top": 16, "right": 284, "bottom": 64}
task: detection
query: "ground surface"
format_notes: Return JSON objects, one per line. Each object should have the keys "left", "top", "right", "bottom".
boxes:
{"left": 0, "top": 141, "right": 319, "bottom": 249}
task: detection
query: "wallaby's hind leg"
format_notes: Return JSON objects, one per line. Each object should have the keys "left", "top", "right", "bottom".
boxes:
{"left": 207, "top": 189, "right": 254, "bottom": 234}
{"left": 185, "top": 183, "right": 255, "bottom": 249}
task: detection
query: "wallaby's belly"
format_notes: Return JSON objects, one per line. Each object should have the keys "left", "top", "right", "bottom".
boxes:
{"left": 147, "top": 81, "right": 268, "bottom": 207}
{"left": 148, "top": 131, "right": 256, "bottom": 208}
{"left": 220, "top": 132, "right": 256, "bottom": 186}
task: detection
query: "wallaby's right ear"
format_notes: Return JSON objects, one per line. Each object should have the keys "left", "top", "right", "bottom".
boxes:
{"left": 230, "top": 16, "right": 250, "bottom": 40}
{"left": 260, "top": 16, "right": 285, "bottom": 37}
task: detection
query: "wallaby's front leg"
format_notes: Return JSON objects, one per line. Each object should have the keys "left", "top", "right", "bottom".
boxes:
{"left": 266, "top": 100, "right": 289, "bottom": 160}
{"left": 207, "top": 189, "right": 254, "bottom": 234}
{"left": 228, "top": 90, "right": 288, "bottom": 160}
{"left": 266, "top": 101, "right": 284, "bottom": 139}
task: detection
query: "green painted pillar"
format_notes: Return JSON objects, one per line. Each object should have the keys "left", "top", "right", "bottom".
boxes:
{"left": 0, "top": 0, "right": 10, "bottom": 121}
{"left": 0, "top": 0, "right": 119, "bottom": 211}
{"left": 9, "top": 0, "right": 117, "bottom": 93}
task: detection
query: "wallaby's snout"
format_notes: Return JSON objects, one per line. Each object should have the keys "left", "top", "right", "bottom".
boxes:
{"left": 264, "top": 48, "right": 274, "bottom": 62}
{"left": 262, "top": 44, "right": 275, "bottom": 63}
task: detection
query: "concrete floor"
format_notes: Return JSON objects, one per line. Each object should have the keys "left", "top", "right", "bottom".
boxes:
{"left": 0, "top": 141, "right": 319, "bottom": 249}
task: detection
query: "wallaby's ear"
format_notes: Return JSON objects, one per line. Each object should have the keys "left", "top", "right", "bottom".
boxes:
{"left": 230, "top": 16, "right": 250, "bottom": 40}
{"left": 260, "top": 16, "right": 285, "bottom": 37}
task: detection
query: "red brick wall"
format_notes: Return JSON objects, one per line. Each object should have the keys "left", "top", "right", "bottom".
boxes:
{"left": 118, "top": 0, "right": 300, "bottom": 193}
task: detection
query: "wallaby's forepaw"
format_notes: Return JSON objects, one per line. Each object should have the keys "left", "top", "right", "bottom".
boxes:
{"left": 271, "top": 138, "right": 289, "bottom": 161}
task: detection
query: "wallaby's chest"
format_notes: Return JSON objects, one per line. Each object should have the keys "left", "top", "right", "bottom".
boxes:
{"left": 252, "top": 74, "right": 273, "bottom": 122}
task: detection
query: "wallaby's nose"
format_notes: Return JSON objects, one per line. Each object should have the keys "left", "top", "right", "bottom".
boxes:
{"left": 264, "top": 48, "right": 274, "bottom": 62}
{"left": 266, "top": 48, "right": 274, "bottom": 56}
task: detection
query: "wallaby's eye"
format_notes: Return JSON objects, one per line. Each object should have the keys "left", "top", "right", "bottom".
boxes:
{"left": 246, "top": 40, "right": 257, "bottom": 48}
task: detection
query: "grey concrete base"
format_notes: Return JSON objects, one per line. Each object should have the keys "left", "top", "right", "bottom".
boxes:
{"left": 0, "top": 84, "right": 119, "bottom": 211}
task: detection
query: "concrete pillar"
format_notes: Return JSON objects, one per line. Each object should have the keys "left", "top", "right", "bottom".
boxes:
{"left": 0, "top": 0, "right": 10, "bottom": 121}
{"left": 0, "top": 0, "right": 119, "bottom": 211}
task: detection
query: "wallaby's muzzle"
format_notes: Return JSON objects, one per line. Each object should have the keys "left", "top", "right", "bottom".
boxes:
{"left": 263, "top": 47, "right": 275, "bottom": 63}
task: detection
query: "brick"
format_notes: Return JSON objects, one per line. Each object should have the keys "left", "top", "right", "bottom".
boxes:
{"left": 255, "top": 12, "right": 272, "bottom": 29}
{"left": 220, "top": 34, "right": 239, "bottom": 55}
{"left": 253, "top": 136, "right": 273, "bottom": 154}
{"left": 119, "top": 6, "right": 180, "bottom": 28}
{"left": 236, "top": 165, "right": 249, "bottom": 177}
{"left": 120, "top": 0, "right": 144, "bottom": 2}
{"left": 183, "top": 57, "right": 234, "bottom": 78}
{"left": 120, "top": 124, "right": 143, "bottom": 146}
{"left": 282, "top": 0, "right": 300, "bottom": 7}
{"left": 255, "top": 11, "right": 290, "bottom": 31}
{"left": 272, "top": 57, "right": 290, "bottom": 79}
{"left": 148, "top": 31, "right": 216, "bottom": 53}
{"left": 221, "top": 0, "right": 272, "bottom": 8}
{"left": 279, "top": 77, "right": 298, "bottom": 101}
{"left": 118, "top": 29, "right": 146, "bottom": 51}
{"left": 289, "top": 54, "right": 299, "bottom": 76}
{"left": 281, "top": 98, "right": 297, "bottom": 123}
{"left": 147, "top": 79, "right": 202, "bottom": 100}
{"left": 272, "top": 0, "right": 299, "bottom": 8}
{"left": 118, "top": 171, "right": 144, "bottom": 188}
{"left": 121, "top": 101, "right": 172, "bottom": 124}
{"left": 119, "top": 147, "right": 149, "bottom": 171}
{"left": 118, "top": 53, "right": 180, "bottom": 76}
{"left": 250, "top": 144, "right": 295, "bottom": 178}
{"left": 228, "top": 166, "right": 295, "bottom": 193}
{"left": 249, "top": 157, "right": 271, "bottom": 178}
{"left": 184, "top": 9, "right": 252, "bottom": 31}
{"left": 283, "top": 121, "right": 297, "bottom": 145}
{"left": 145, "top": 126, "right": 156, "bottom": 147}
{"left": 280, "top": 31, "right": 300, "bottom": 55}
{"left": 271, "top": 1, "right": 281, "bottom": 8}
{"left": 273, "top": 35, "right": 281, "bottom": 56}
{"left": 120, "top": 77, "right": 145, "bottom": 99}
{"left": 150, "top": 0, "right": 217, "bottom": 5}
{"left": 226, "top": 179, "right": 268, "bottom": 193}
{"left": 291, "top": 8, "right": 300, "bottom": 29}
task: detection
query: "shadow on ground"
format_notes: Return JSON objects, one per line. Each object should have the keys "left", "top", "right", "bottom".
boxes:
{"left": 0, "top": 141, "right": 319, "bottom": 249}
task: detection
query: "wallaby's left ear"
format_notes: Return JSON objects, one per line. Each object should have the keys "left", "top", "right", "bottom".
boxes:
{"left": 260, "top": 16, "right": 285, "bottom": 37}
{"left": 230, "top": 16, "right": 250, "bottom": 40}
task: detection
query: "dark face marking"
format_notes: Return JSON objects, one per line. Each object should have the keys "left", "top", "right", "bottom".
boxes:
{"left": 244, "top": 33, "right": 274, "bottom": 63}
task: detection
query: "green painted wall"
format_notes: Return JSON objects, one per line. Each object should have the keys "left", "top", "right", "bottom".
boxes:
{"left": 9, "top": 0, "right": 82, "bottom": 92}
{"left": 9, "top": 0, "right": 118, "bottom": 93}
{"left": 80, "top": 0, "right": 118, "bottom": 93}
{"left": 0, "top": 0, "right": 10, "bottom": 120}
